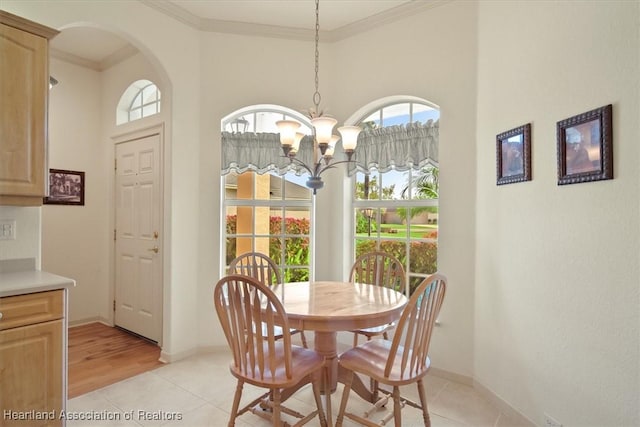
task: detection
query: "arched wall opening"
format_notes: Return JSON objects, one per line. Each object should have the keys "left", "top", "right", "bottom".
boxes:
{"left": 42, "top": 22, "right": 173, "bottom": 351}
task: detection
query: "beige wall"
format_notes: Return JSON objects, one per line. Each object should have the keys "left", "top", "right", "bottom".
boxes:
{"left": 475, "top": 1, "right": 639, "bottom": 426}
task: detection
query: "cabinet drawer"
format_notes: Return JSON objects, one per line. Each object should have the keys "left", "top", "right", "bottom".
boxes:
{"left": 0, "top": 290, "right": 63, "bottom": 330}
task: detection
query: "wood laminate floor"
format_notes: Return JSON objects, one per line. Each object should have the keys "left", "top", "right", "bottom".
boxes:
{"left": 67, "top": 322, "right": 163, "bottom": 398}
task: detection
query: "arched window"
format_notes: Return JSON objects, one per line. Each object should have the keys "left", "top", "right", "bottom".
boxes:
{"left": 350, "top": 99, "right": 440, "bottom": 295}
{"left": 221, "top": 105, "right": 313, "bottom": 282}
{"left": 116, "top": 79, "right": 161, "bottom": 125}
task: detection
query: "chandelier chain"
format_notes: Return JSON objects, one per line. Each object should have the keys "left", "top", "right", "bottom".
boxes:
{"left": 313, "top": 0, "right": 321, "bottom": 112}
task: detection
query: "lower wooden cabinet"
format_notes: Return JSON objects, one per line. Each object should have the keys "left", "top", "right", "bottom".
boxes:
{"left": 0, "top": 290, "right": 65, "bottom": 427}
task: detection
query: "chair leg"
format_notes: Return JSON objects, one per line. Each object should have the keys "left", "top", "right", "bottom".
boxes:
{"left": 228, "top": 380, "right": 244, "bottom": 427}
{"left": 416, "top": 379, "right": 431, "bottom": 427}
{"left": 370, "top": 378, "right": 379, "bottom": 402}
{"left": 300, "top": 331, "right": 308, "bottom": 348}
{"left": 311, "top": 374, "right": 328, "bottom": 427}
{"left": 392, "top": 386, "right": 402, "bottom": 427}
{"left": 335, "top": 370, "right": 354, "bottom": 427}
{"left": 353, "top": 332, "right": 358, "bottom": 347}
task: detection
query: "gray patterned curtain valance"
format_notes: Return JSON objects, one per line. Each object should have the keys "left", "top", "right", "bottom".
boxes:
{"left": 221, "top": 131, "right": 315, "bottom": 176}
{"left": 222, "top": 120, "right": 438, "bottom": 176}
{"left": 349, "top": 120, "right": 439, "bottom": 176}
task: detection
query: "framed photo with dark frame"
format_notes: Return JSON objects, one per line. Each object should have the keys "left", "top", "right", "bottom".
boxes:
{"left": 556, "top": 104, "right": 612, "bottom": 185}
{"left": 496, "top": 123, "right": 531, "bottom": 185}
{"left": 44, "top": 169, "right": 85, "bottom": 205}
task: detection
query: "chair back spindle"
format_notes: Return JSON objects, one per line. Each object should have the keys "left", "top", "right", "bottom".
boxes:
{"left": 229, "top": 252, "right": 281, "bottom": 286}
{"left": 214, "top": 274, "right": 292, "bottom": 382}
{"left": 385, "top": 274, "right": 446, "bottom": 380}
{"left": 350, "top": 251, "right": 405, "bottom": 292}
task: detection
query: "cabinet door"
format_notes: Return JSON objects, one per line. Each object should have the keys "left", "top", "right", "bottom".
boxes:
{"left": 0, "top": 319, "right": 62, "bottom": 427}
{"left": 0, "top": 22, "right": 48, "bottom": 201}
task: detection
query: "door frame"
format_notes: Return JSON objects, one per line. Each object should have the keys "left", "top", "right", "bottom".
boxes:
{"left": 110, "top": 123, "right": 166, "bottom": 346}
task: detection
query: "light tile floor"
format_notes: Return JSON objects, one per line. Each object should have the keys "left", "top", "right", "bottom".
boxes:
{"left": 67, "top": 350, "right": 523, "bottom": 427}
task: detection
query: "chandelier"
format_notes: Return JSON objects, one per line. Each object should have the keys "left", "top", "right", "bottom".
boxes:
{"left": 276, "top": 0, "right": 361, "bottom": 194}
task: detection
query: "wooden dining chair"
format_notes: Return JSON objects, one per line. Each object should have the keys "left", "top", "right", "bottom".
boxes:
{"left": 335, "top": 273, "right": 447, "bottom": 427}
{"left": 229, "top": 252, "right": 308, "bottom": 348}
{"left": 214, "top": 274, "right": 327, "bottom": 427}
{"left": 349, "top": 251, "right": 406, "bottom": 346}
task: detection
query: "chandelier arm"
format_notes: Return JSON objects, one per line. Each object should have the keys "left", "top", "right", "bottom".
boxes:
{"left": 284, "top": 156, "right": 315, "bottom": 176}
{"left": 314, "top": 159, "right": 355, "bottom": 177}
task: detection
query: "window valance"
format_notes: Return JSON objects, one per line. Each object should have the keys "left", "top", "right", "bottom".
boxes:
{"left": 349, "top": 120, "right": 439, "bottom": 176}
{"left": 221, "top": 120, "right": 438, "bottom": 177}
{"left": 221, "top": 132, "right": 315, "bottom": 176}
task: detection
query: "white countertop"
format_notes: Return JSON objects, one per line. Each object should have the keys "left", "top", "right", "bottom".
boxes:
{"left": 0, "top": 270, "right": 76, "bottom": 297}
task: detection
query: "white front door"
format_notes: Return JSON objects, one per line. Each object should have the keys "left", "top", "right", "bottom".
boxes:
{"left": 114, "top": 133, "right": 162, "bottom": 342}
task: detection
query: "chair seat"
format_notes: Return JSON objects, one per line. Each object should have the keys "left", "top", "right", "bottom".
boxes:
{"left": 339, "top": 339, "right": 431, "bottom": 386}
{"left": 230, "top": 342, "right": 325, "bottom": 389}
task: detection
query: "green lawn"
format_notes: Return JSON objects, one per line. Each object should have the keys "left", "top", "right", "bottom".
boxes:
{"left": 356, "top": 223, "right": 437, "bottom": 239}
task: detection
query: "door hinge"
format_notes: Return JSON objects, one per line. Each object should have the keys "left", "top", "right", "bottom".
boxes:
{"left": 114, "top": 229, "right": 116, "bottom": 241}
{"left": 113, "top": 300, "right": 116, "bottom": 311}
{"left": 114, "top": 158, "right": 117, "bottom": 171}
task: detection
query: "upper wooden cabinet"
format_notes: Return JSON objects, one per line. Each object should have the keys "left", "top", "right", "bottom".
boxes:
{"left": 0, "top": 11, "right": 58, "bottom": 206}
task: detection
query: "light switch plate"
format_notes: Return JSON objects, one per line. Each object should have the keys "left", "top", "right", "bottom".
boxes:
{"left": 0, "top": 220, "right": 16, "bottom": 240}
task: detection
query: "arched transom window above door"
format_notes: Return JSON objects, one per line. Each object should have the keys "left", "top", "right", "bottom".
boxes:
{"left": 116, "top": 79, "right": 161, "bottom": 125}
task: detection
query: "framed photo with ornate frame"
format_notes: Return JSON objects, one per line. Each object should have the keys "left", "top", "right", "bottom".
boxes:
{"left": 496, "top": 123, "right": 531, "bottom": 185}
{"left": 556, "top": 104, "right": 612, "bottom": 185}
{"left": 44, "top": 169, "right": 85, "bottom": 206}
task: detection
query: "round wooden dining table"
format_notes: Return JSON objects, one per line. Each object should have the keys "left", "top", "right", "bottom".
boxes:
{"left": 270, "top": 280, "right": 408, "bottom": 424}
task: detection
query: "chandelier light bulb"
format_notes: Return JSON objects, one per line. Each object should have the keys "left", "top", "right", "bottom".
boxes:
{"left": 338, "top": 125, "right": 362, "bottom": 152}
{"left": 311, "top": 116, "right": 337, "bottom": 144}
{"left": 291, "top": 132, "right": 305, "bottom": 155}
{"left": 276, "top": 120, "right": 301, "bottom": 147}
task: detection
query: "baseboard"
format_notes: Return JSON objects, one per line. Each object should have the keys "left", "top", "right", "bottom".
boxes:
{"left": 68, "top": 317, "right": 111, "bottom": 328}
{"left": 472, "top": 379, "right": 536, "bottom": 427}
{"left": 428, "top": 367, "right": 534, "bottom": 426}
{"left": 159, "top": 347, "right": 198, "bottom": 363}
{"left": 428, "top": 367, "right": 473, "bottom": 386}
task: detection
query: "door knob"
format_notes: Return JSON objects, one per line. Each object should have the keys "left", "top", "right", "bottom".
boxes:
{"left": 148, "top": 246, "right": 159, "bottom": 253}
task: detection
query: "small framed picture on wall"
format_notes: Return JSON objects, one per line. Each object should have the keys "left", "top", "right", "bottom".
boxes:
{"left": 556, "top": 104, "right": 612, "bottom": 185}
{"left": 496, "top": 123, "right": 531, "bottom": 185}
{"left": 44, "top": 169, "right": 85, "bottom": 206}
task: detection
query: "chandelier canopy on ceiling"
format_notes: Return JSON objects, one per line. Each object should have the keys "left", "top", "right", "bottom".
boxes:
{"left": 276, "top": 0, "right": 361, "bottom": 194}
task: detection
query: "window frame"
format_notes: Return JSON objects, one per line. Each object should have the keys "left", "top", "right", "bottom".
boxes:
{"left": 220, "top": 105, "right": 315, "bottom": 282}
{"left": 350, "top": 99, "right": 440, "bottom": 296}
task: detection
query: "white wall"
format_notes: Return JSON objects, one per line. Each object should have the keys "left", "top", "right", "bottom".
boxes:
{"left": 0, "top": 206, "right": 41, "bottom": 265}
{"left": 326, "top": 0, "right": 479, "bottom": 378}
{"left": 475, "top": 1, "right": 639, "bottom": 426}
{"left": 42, "top": 57, "right": 108, "bottom": 323}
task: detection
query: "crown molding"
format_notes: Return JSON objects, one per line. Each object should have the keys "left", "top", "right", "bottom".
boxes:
{"left": 101, "top": 44, "right": 139, "bottom": 70}
{"left": 139, "top": 0, "right": 450, "bottom": 42}
{"left": 50, "top": 48, "right": 101, "bottom": 71}
{"left": 51, "top": 44, "right": 139, "bottom": 72}
{"left": 138, "top": 0, "right": 203, "bottom": 29}
{"left": 326, "top": 0, "right": 452, "bottom": 42}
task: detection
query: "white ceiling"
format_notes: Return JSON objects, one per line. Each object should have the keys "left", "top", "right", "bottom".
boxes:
{"left": 50, "top": 0, "right": 438, "bottom": 70}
